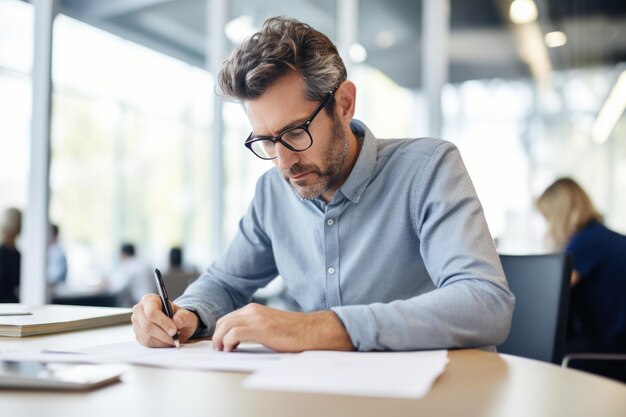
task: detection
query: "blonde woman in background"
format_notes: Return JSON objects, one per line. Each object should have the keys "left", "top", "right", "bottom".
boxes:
{"left": 538, "top": 178, "right": 626, "bottom": 353}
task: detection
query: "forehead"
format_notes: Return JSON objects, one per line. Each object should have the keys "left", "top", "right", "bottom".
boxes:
{"left": 244, "top": 72, "right": 314, "bottom": 136}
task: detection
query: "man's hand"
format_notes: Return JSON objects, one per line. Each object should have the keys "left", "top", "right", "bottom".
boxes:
{"left": 212, "top": 303, "right": 354, "bottom": 352}
{"left": 131, "top": 294, "right": 199, "bottom": 347}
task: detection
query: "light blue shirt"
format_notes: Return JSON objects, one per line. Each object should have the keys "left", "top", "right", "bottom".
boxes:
{"left": 177, "top": 120, "right": 515, "bottom": 351}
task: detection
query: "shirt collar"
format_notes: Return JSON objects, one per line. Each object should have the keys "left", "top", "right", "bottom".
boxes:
{"left": 336, "top": 119, "right": 377, "bottom": 204}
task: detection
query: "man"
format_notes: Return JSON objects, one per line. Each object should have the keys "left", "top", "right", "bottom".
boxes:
{"left": 132, "top": 17, "right": 515, "bottom": 352}
{"left": 162, "top": 247, "right": 199, "bottom": 299}
{"left": 109, "top": 243, "right": 155, "bottom": 307}
{"left": 47, "top": 224, "right": 68, "bottom": 287}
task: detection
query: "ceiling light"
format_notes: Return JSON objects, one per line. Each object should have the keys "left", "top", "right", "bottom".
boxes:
{"left": 544, "top": 31, "right": 567, "bottom": 48}
{"left": 592, "top": 70, "right": 626, "bottom": 144}
{"left": 514, "top": 22, "right": 552, "bottom": 93}
{"left": 374, "top": 31, "right": 395, "bottom": 49}
{"left": 509, "top": 0, "right": 538, "bottom": 24}
{"left": 349, "top": 43, "right": 367, "bottom": 63}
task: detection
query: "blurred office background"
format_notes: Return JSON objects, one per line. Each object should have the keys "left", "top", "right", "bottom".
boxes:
{"left": 1, "top": 0, "right": 625, "bottom": 300}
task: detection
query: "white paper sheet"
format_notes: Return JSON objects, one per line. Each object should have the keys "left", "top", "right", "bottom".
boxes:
{"left": 2, "top": 343, "right": 449, "bottom": 398}
{"left": 1, "top": 340, "right": 286, "bottom": 373}
{"left": 243, "top": 350, "right": 449, "bottom": 398}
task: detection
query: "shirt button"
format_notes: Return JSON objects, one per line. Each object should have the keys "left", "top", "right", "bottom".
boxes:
{"left": 326, "top": 219, "right": 334, "bottom": 226}
{"left": 328, "top": 267, "right": 335, "bottom": 274}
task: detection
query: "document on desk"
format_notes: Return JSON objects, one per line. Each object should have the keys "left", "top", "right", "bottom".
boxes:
{"left": 0, "top": 340, "right": 286, "bottom": 373}
{"left": 0, "top": 304, "right": 131, "bottom": 337}
{"left": 243, "top": 350, "right": 449, "bottom": 398}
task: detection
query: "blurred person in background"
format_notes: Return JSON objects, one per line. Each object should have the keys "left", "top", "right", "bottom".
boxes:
{"left": 538, "top": 177, "right": 626, "bottom": 353}
{"left": 0, "top": 208, "right": 22, "bottom": 303}
{"left": 167, "top": 246, "right": 197, "bottom": 275}
{"left": 108, "top": 243, "right": 155, "bottom": 307}
{"left": 47, "top": 223, "right": 68, "bottom": 288}
{"left": 162, "top": 246, "right": 198, "bottom": 299}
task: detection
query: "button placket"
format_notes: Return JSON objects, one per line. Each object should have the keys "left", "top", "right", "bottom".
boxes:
{"left": 323, "top": 209, "right": 341, "bottom": 308}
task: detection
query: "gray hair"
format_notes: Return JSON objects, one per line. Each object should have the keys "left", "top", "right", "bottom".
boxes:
{"left": 217, "top": 16, "right": 346, "bottom": 113}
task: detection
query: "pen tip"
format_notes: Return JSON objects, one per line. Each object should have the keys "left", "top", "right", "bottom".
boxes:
{"left": 174, "top": 339, "right": 180, "bottom": 349}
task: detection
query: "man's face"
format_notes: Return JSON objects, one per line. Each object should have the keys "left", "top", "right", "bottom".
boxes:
{"left": 245, "top": 73, "right": 350, "bottom": 202}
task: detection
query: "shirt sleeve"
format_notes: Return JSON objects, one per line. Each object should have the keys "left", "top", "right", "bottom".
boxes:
{"left": 175, "top": 179, "right": 279, "bottom": 337}
{"left": 565, "top": 230, "right": 597, "bottom": 278}
{"left": 331, "top": 142, "right": 515, "bottom": 351}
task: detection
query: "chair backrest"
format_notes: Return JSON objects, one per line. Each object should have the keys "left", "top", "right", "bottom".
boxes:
{"left": 497, "top": 253, "right": 572, "bottom": 364}
{"left": 162, "top": 270, "right": 198, "bottom": 300}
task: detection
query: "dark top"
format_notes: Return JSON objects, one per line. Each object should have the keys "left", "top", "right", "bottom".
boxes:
{"left": 566, "top": 221, "right": 626, "bottom": 352}
{"left": 0, "top": 244, "right": 21, "bottom": 303}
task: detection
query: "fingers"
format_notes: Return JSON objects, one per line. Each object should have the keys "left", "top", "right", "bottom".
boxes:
{"left": 213, "top": 304, "right": 264, "bottom": 351}
{"left": 211, "top": 304, "right": 330, "bottom": 353}
{"left": 131, "top": 294, "right": 177, "bottom": 348}
{"left": 172, "top": 307, "right": 199, "bottom": 343}
{"left": 214, "top": 319, "right": 253, "bottom": 352}
{"left": 212, "top": 313, "right": 246, "bottom": 351}
{"left": 222, "top": 326, "right": 254, "bottom": 352}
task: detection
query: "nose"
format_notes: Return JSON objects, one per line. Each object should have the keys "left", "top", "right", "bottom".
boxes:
{"left": 274, "top": 142, "right": 300, "bottom": 172}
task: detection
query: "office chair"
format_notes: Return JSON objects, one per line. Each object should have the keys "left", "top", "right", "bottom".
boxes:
{"left": 162, "top": 270, "right": 199, "bottom": 300}
{"left": 497, "top": 253, "right": 572, "bottom": 364}
{"left": 562, "top": 353, "right": 626, "bottom": 383}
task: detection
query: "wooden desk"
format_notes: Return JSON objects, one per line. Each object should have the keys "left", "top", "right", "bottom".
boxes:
{"left": 1, "top": 325, "right": 625, "bottom": 417}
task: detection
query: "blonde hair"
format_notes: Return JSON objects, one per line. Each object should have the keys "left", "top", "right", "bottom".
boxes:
{"left": 537, "top": 178, "right": 602, "bottom": 249}
{"left": 1, "top": 207, "right": 22, "bottom": 243}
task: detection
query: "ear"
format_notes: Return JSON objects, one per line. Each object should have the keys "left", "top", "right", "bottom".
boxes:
{"left": 334, "top": 80, "right": 356, "bottom": 124}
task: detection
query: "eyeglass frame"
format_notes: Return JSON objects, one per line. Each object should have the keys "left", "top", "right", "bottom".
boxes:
{"left": 244, "top": 88, "right": 336, "bottom": 160}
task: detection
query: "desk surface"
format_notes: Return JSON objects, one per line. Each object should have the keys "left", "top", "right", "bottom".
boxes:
{"left": 1, "top": 325, "right": 625, "bottom": 417}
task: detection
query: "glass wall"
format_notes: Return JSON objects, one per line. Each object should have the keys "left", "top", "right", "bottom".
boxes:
{"left": 1, "top": 0, "right": 625, "bottom": 298}
{"left": 0, "top": 0, "right": 32, "bottom": 212}
{"left": 0, "top": 1, "right": 215, "bottom": 289}
{"left": 224, "top": 0, "right": 626, "bottom": 256}
{"left": 442, "top": 63, "right": 626, "bottom": 254}
{"left": 49, "top": 15, "right": 214, "bottom": 286}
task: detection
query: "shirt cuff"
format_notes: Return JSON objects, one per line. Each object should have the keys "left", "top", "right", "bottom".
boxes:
{"left": 176, "top": 302, "right": 215, "bottom": 338}
{"left": 331, "top": 305, "right": 380, "bottom": 351}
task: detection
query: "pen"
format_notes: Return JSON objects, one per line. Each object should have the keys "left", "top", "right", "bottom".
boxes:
{"left": 153, "top": 268, "right": 180, "bottom": 349}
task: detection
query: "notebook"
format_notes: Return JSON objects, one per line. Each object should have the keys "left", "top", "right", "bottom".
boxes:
{"left": 0, "top": 304, "right": 132, "bottom": 337}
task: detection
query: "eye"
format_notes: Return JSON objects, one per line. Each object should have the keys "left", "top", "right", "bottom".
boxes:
{"left": 260, "top": 140, "right": 275, "bottom": 152}
{"left": 282, "top": 127, "right": 308, "bottom": 142}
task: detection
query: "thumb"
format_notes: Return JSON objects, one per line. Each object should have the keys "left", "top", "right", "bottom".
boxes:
{"left": 173, "top": 308, "right": 199, "bottom": 342}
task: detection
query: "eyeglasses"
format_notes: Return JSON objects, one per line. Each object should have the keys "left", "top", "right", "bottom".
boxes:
{"left": 244, "top": 89, "right": 335, "bottom": 160}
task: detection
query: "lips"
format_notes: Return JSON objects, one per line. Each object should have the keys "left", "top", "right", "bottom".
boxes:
{"left": 290, "top": 171, "right": 313, "bottom": 180}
